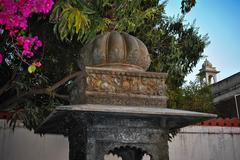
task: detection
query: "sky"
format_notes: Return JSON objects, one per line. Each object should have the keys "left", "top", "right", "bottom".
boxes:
{"left": 165, "top": 0, "right": 240, "bottom": 83}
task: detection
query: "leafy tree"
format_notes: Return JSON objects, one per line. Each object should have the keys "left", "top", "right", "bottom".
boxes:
{"left": 50, "top": 0, "right": 208, "bottom": 88}
{"left": 0, "top": 0, "right": 209, "bottom": 129}
{"left": 134, "top": 13, "right": 209, "bottom": 89}
{"left": 168, "top": 79, "right": 215, "bottom": 113}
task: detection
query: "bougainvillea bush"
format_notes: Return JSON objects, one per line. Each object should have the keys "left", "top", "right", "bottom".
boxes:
{"left": 0, "top": 0, "right": 58, "bottom": 129}
{"left": 0, "top": 0, "right": 53, "bottom": 73}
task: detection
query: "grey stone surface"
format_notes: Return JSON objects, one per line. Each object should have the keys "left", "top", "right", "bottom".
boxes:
{"left": 211, "top": 72, "right": 240, "bottom": 117}
{"left": 36, "top": 104, "right": 216, "bottom": 160}
{"left": 80, "top": 121, "right": 168, "bottom": 160}
{"left": 86, "top": 93, "right": 167, "bottom": 107}
{"left": 211, "top": 72, "right": 240, "bottom": 103}
{"left": 36, "top": 104, "right": 216, "bottom": 134}
{"left": 37, "top": 109, "right": 170, "bottom": 160}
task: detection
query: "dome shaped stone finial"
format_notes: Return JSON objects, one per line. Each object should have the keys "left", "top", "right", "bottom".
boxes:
{"left": 202, "top": 59, "right": 212, "bottom": 68}
{"left": 81, "top": 31, "right": 151, "bottom": 71}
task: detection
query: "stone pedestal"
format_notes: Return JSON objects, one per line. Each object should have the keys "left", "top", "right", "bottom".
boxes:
{"left": 36, "top": 31, "right": 217, "bottom": 160}
{"left": 36, "top": 104, "right": 216, "bottom": 160}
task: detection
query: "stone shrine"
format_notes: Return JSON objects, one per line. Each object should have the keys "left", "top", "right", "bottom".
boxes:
{"left": 198, "top": 59, "right": 219, "bottom": 84}
{"left": 36, "top": 31, "right": 216, "bottom": 160}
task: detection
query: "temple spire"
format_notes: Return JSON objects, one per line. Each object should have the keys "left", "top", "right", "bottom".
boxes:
{"left": 198, "top": 59, "right": 219, "bottom": 84}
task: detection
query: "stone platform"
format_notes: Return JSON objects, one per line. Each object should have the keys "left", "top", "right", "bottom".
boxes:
{"left": 36, "top": 104, "right": 216, "bottom": 160}
{"left": 37, "top": 104, "right": 216, "bottom": 134}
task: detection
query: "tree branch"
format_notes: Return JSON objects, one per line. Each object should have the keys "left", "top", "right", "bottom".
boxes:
{"left": 0, "top": 71, "right": 17, "bottom": 96}
{"left": 53, "top": 93, "right": 69, "bottom": 101}
{"left": 0, "top": 71, "right": 85, "bottom": 110}
{"left": 47, "top": 71, "right": 84, "bottom": 92}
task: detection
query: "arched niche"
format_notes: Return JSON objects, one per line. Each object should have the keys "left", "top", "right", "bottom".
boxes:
{"left": 208, "top": 75, "right": 213, "bottom": 84}
{"left": 104, "top": 146, "right": 152, "bottom": 160}
{"left": 104, "top": 153, "right": 122, "bottom": 160}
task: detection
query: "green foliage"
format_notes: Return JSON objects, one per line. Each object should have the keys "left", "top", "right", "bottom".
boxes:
{"left": 135, "top": 15, "right": 209, "bottom": 88}
{"left": 168, "top": 79, "right": 215, "bottom": 113}
{"left": 49, "top": 0, "right": 207, "bottom": 89}
{"left": 181, "top": 0, "right": 196, "bottom": 14}
{"left": 1, "top": 0, "right": 209, "bottom": 130}
{"left": 51, "top": 0, "right": 208, "bottom": 88}
{"left": 50, "top": 0, "right": 165, "bottom": 43}
{"left": 113, "top": 0, "right": 165, "bottom": 32}
{"left": 8, "top": 96, "right": 59, "bottom": 130}
{"left": 50, "top": 0, "right": 94, "bottom": 42}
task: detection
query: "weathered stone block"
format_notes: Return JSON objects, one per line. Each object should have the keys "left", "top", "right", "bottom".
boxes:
{"left": 85, "top": 67, "right": 168, "bottom": 107}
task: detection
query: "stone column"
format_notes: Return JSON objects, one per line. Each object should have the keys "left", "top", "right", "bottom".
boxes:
{"left": 213, "top": 75, "right": 217, "bottom": 83}
{"left": 68, "top": 114, "right": 88, "bottom": 160}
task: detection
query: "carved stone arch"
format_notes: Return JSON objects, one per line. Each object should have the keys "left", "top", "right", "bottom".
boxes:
{"left": 106, "top": 146, "right": 152, "bottom": 160}
{"left": 208, "top": 75, "right": 213, "bottom": 84}
{"left": 104, "top": 153, "right": 123, "bottom": 160}
{"left": 142, "top": 153, "right": 151, "bottom": 160}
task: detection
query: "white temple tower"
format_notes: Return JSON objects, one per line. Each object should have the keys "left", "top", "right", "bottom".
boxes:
{"left": 198, "top": 59, "right": 220, "bottom": 84}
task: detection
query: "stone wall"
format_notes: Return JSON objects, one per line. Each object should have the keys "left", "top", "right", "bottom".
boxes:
{"left": 169, "top": 126, "right": 240, "bottom": 160}
{"left": 0, "top": 120, "right": 68, "bottom": 160}
{"left": 1, "top": 120, "right": 240, "bottom": 160}
{"left": 211, "top": 72, "right": 240, "bottom": 103}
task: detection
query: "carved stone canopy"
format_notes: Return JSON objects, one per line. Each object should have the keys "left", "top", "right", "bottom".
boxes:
{"left": 36, "top": 31, "right": 217, "bottom": 160}
{"left": 81, "top": 31, "right": 151, "bottom": 71}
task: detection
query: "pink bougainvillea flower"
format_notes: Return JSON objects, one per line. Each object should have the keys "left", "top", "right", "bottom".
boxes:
{"left": 35, "top": 40, "right": 42, "bottom": 47}
{"left": 9, "top": 29, "right": 18, "bottom": 37}
{"left": 34, "top": 61, "right": 42, "bottom": 67}
{"left": 33, "top": 0, "right": 54, "bottom": 13}
{"left": 0, "top": 0, "right": 53, "bottom": 31}
{"left": 17, "top": 35, "right": 43, "bottom": 57}
{"left": 16, "top": 36, "right": 25, "bottom": 46}
{"left": 19, "top": 1, "right": 33, "bottom": 17}
{"left": 23, "top": 38, "right": 31, "bottom": 49}
{"left": 22, "top": 50, "right": 33, "bottom": 57}
{"left": 0, "top": 53, "right": 3, "bottom": 64}
{"left": 0, "top": 0, "right": 17, "bottom": 15}
{"left": 0, "top": 0, "right": 54, "bottom": 70}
